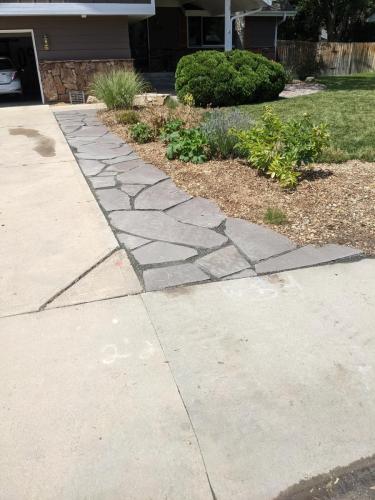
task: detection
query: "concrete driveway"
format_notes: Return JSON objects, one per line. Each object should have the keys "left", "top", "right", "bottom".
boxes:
{"left": 0, "top": 105, "right": 140, "bottom": 317}
{"left": 0, "top": 105, "right": 374, "bottom": 499}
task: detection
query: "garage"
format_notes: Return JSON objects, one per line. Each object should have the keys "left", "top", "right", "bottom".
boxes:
{"left": 0, "top": 31, "right": 43, "bottom": 105}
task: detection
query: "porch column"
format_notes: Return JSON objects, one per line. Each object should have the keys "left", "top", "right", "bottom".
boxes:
{"left": 224, "top": 0, "right": 232, "bottom": 51}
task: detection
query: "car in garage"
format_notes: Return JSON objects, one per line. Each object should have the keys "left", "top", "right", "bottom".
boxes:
{"left": 0, "top": 57, "right": 22, "bottom": 96}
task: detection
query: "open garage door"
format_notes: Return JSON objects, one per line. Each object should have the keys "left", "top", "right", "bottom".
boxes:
{"left": 0, "top": 31, "right": 43, "bottom": 106}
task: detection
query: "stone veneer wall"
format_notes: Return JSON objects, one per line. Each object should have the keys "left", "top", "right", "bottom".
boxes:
{"left": 39, "top": 59, "right": 134, "bottom": 102}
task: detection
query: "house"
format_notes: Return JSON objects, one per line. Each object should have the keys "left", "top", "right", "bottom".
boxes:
{"left": 0, "top": 0, "right": 295, "bottom": 103}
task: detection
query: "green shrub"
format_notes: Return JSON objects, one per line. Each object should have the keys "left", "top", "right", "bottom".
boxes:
{"left": 117, "top": 110, "right": 139, "bottom": 125}
{"left": 233, "top": 107, "right": 330, "bottom": 188}
{"left": 264, "top": 208, "right": 288, "bottom": 225}
{"left": 201, "top": 109, "right": 252, "bottom": 159}
{"left": 166, "top": 128, "right": 208, "bottom": 164}
{"left": 160, "top": 118, "right": 185, "bottom": 142}
{"left": 175, "top": 50, "right": 287, "bottom": 107}
{"left": 91, "top": 69, "right": 148, "bottom": 110}
{"left": 130, "top": 122, "right": 155, "bottom": 143}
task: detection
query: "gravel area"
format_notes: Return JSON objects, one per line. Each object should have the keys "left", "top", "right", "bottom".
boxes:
{"left": 101, "top": 112, "right": 375, "bottom": 256}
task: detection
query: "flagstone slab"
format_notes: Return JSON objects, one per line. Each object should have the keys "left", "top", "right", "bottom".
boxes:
{"left": 78, "top": 159, "right": 104, "bottom": 177}
{"left": 255, "top": 244, "right": 362, "bottom": 274}
{"left": 117, "top": 165, "right": 169, "bottom": 185}
{"left": 105, "top": 160, "right": 144, "bottom": 173}
{"left": 77, "top": 145, "right": 133, "bottom": 160}
{"left": 104, "top": 154, "right": 139, "bottom": 165}
{"left": 121, "top": 184, "right": 146, "bottom": 196}
{"left": 109, "top": 211, "right": 228, "bottom": 249}
{"left": 223, "top": 268, "right": 257, "bottom": 280}
{"left": 143, "top": 263, "right": 209, "bottom": 291}
{"left": 167, "top": 197, "right": 226, "bottom": 229}
{"left": 95, "top": 188, "right": 131, "bottom": 211}
{"left": 118, "top": 233, "right": 151, "bottom": 250}
{"left": 67, "top": 125, "right": 108, "bottom": 138}
{"left": 90, "top": 176, "right": 116, "bottom": 189}
{"left": 225, "top": 218, "right": 296, "bottom": 263}
{"left": 135, "top": 179, "right": 191, "bottom": 210}
{"left": 132, "top": 242, "right": 197, "bottom": 265}
{"left": 196, "top": 245, "right": 250, "bottom": 278}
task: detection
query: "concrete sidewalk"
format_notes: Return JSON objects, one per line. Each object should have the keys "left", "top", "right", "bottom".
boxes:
{"left": 0, "top": 259, "right": 374, "bottom": 499}
{"left": 0, "top": 105, "right": 140, "bottom": 317}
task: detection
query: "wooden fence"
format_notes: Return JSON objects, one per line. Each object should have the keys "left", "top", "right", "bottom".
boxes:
{"left": 278, "top": 40, "right": 375, "bottom": 76}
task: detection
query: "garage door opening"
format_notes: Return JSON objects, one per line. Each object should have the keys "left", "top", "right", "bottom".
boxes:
{"left": 0, "top": 31, "right": 43, "bottom": 106}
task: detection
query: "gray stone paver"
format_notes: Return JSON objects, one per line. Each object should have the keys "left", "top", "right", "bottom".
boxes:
{"left": 255, "top": 244, "right": 362, "bottom": 274}
{"left": 132, "top": 242, "right": 197, "bottom": 265}
{"left": 95, "top": 188, "right": 131, "bottom": 211}
{"left": 121, "top": 184, "right": 146, "bottom": 196}
{"left": 56, "top": 109, "right": 363, "bottom": 293}
{"left": 196, "top": 245, "right": 251, "bottom": 278}
{"left": 78, "top": 159, "right": 104, "bottom": 177}
{"left": 167, "top": 197, "right": 226, "bottom": 228}
{"left": 135, "top": 179, "right": 191, "bottom": 210}
{"left": 117, "top": 164, "right": 169, "bottom": 185}
{"left": 143, "top": 263, "right": 209, "bottom": 291}
{"left": 110, "top": 211, "right": 228, "bottom": 250}
{"left": 90, "top": 176, "right": 116, "bottom": 189}
{"left": 118, "top": 233, "right": 151, "bottom": 250}
{"left": 225, "top": 218, "right": 296, "bottom": 263}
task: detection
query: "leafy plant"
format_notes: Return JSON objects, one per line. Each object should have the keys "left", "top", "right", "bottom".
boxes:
{"left": 175, "top": 50, "right": 287, "bottom": 107}
{"left": 201, "top": 109, "right": 252, "bottom": 159}
{"left": 116, "top": 110, "right": 139, "bottom": 125}
{"left": 233, "top": 106, "right": 330, "bottom": 188}
{"left": 264, "top": 207, "right": 288, "bottom": 225}
{"left": 90, "top": 69, "right": 148, "bottom": 110}
{"left": 160, "top": 118, "right": 185, "bottom": 142}
{"left": 130, "top": 122, "right": 155, "bottom": 144}
{"left": 166, "top": 128, "right": 208, "bottom": 164}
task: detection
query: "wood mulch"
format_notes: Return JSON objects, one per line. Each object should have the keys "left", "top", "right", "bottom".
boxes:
{"left": 101, "top": 110, "right": 375, "bottom": 256}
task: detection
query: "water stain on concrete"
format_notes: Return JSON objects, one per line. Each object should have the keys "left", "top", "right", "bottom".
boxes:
{"left": 9, "top": 127, "right": 56, "bottom": 157}
{"left": 275, "top": 455, "right": 375, "bottom": 499}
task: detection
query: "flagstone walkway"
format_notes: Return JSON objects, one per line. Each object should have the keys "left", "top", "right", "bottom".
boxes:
{"left": 55, "top": 109, "right": 362, "bottom": 292}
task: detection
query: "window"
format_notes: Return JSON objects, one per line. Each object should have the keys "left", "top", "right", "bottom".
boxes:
{"left": 187, "top": 17, "right": 225, "bottom": 48}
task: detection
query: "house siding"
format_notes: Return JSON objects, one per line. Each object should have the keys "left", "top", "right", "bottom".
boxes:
{"left": 244, "top": 16, "right": 278, "bottom": 59}
{"left": 0, "top": 16, "right": 131, "bottom": 60}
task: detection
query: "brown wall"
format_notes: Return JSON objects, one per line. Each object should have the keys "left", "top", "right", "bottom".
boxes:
{"left": 244, "top": 17, "right": 277, "bottom": 58}
{"left": 0, "top": 16, "right": 131, "bottom": 60}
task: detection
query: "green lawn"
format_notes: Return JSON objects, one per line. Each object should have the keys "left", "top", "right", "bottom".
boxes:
{"left": 240, "top": 72, "right": 375, "bottom": 162}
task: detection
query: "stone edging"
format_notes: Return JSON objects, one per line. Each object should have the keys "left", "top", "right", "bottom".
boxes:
{"left": 55, "top": 109, "right": 363, "bottom": 292}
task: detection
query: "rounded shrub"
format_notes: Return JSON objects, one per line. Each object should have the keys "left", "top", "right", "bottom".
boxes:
{"left": 175, "top": 50, "right": 287, "bottom": 107}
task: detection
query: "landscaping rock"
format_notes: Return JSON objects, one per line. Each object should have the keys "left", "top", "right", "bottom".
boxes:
{"left": 196, "top": 245, "right": 250, "bottom": 278}
{"left": 86, "top": 95, "right": 100, "bottom": 104}
{"left": 118, "top": 233, "right": 150, "bottom": 250}
{"left": 166, "top": 197, "right": 226, "bottom": 228}
{"left": 132, "top": 242, "right": 197, "bottom": 265}
{"left": 143, "top": 263, "right": 209, "bottom": 291}
{"left": 225, "top": 218, "right": 296, "bottom": 263}
{"left": 133, "top": 93, "right": 170, "bottom": 107}
{"left": 134, "top": 179, "right": 191, "bottom": 210}
{"left": 95, "top": 188, "right": 131, "bottom": 211}
{"left": 117, "top": 164, "right": 168, "bottom": 185}
{"left": 90, "top": 176, "right": 116, "bottom": 189}
{"left": 109, "top": 211, "right": 228, "bottom": 249}
{"left": 255, "top": 244, "right": 362, "bottom": 274}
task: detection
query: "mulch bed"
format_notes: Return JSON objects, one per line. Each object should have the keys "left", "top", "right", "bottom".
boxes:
{"left": 101, "top": 110, "right": 375, "bottom": 256}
